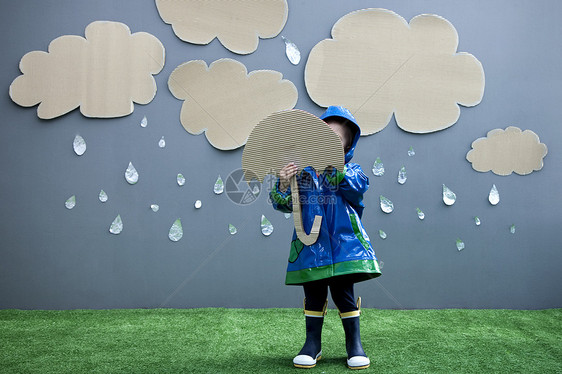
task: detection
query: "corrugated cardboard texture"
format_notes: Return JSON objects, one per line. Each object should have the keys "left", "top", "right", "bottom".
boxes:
{"left": 466, "top": 126, "right": 548, "bottom": 176}
{"left": 242, "top": 109, "right": 345, "bottom": 182}
{"left": 168, "top": 58, "right": 297, "bottom": 150}
{"left": 155, "top": 0, "right": 288, "bottom": 55}
{"left": 242, "top": 109, "right": 345, "bottom": 245}
{"left": 9, "top": 21, "right": 165, "bottom": 119}
{"left": 305, "top": 8, "right": 485, "bottom": 135}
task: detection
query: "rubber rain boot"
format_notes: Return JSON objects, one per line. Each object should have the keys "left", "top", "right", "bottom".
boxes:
{"left": 293, "top": 299, "right": 328, "bottom": 368}
{"left": 339, "top": 297, "right": 370, "bottom": 370}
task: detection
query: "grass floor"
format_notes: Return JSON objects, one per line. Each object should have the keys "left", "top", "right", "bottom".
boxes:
{"left": 0, "top": 308, "right": 560, "bottom": 374}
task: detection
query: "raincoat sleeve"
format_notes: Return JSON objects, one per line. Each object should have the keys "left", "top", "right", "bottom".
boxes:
{"left": 270, "top": 178, "right": 293, "bottom": 213}
{"left": 326, "top": 163, "right": 369, "bottom": 215}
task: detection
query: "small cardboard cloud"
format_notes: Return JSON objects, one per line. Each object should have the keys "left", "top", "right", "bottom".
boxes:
{"left": 466, "top": 126, "right": 548, "bottom": 176}
{"left": 168, "top": 58, "right": 297, "bottom": 150}
{"left": 9, "top": 21, "right": 165, "bottom": 119}
{"left": 305, "top": 8, "right": 485, "bottom": 135}
{"left": 155, "top": 0, "right": 288, "bottom": 55}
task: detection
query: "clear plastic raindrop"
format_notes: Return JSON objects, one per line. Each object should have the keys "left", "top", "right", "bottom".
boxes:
{"left": 380, "top": 195, "right": 394, "bottom": 213}
{"left": 398, "top": 166, "right": 407, "bottom": 185}
{"left": 456, "top": 238, "right": 465, "bottom": 251}
{"left": 372, "top": 157, "right": 384, "bottom": 176}
{"left": 379, "top": 230, "right": 387, "bottom": 239}
{"left": 158, "top": 136, "right": 166, "bottom": 148}
{"left": 169, "top": 219, "right": 183, "bottom": 241}
{"left": 109, "top": 215, "right": 123, "bottom": 235}
{"left": 140, "top": 116, "right": 148, "bottom": 128}
{"left": 510, "top": 224, "right": 516, "bottom": 234}
{"left": 252, "top": 185, "right": 260, "bottom": 195}
{"left": 99, "top": 190, "right": 108, "bottom": 203}
{"left": 150, "top": 204, "right": 159, "bottom": 212}
{"left": 408, "top": 146, "right": 415, "bottom": 157}
{"left": 281, "top": 36, "right": 301, "bottom": 65}
{"left": 475, "top": 216, "right": 481, "bottom": 226}
{"left": 214, "top": 175, "right": 224, "bottom": 194}
{"left": 261, "top": 215, "right": 273, "bottom": 236}
{"left": 416, "top": 208, "right": 425, "bottom": 220}
{"left": 443, "top": 184, "right": 456, "bottom": 206}
{"left": 194, "top": 200, "right": 202, "bottom": 209}
{"left": 284, "top": 213, "right": 291, "bottom": 219}
{"left": 378, "top": 261, "right": 384, "bottom": 269}
{"left": 177, "top": 174, "right": 185, "bottom": 186}
{"left": 228, "top": 224, "right": 237, "bottom": 235}
{"left": 125, "top": 162, "right": 139, "bottom": 185}
{"left": 73, "top": 135, "right": 86, "bottom": 156}
{"left": 65, "top": 195, "right": 76, "bottom": 209}
{"left": 489, "top": 184, "right": 500, "bottom": 205}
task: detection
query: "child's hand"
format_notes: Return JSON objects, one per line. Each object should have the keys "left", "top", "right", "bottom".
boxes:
{"left": 279, "top": 162, "right": 298, "bottom": 192}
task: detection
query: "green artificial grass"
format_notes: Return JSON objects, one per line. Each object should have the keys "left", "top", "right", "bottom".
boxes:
{"left": 0, "top": 308, "right": 560, "bottom": 373}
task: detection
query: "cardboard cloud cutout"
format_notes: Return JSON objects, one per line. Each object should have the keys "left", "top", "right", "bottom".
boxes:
{"left": 305, "top": 8, "right": 485, "bottom": 135}
{"left": 466, "top": 127, "right": 548, "bottom": 176}
{"left": 155, "top": 0, "right": 288, "bottom": 54}
{"left": 242, "top": 110, "right": 345, "bottom": 245}
{"left": 168, "top": 58, "right": 297, "bottom": 150}
{"left": 9, "top": 21, "right": 165, "bottom": 119}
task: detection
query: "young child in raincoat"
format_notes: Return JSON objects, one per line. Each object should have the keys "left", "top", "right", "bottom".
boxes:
{"left": 269, "top": 106, "right": 381, "bottom": 370}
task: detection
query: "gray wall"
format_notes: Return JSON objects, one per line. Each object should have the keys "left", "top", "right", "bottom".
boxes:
{"left": 1, "top": 0, "right": 560, "bottom": 310}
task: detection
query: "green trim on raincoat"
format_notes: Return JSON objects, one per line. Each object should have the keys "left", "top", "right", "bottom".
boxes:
{"left": 325, "top": 165, "right": 347, "bottom": 186}
{"left": 270, "top": 180, "right": 292, "bottom": 208}
{"left": 286, "top": 259, "right": 381, "bottom": 285}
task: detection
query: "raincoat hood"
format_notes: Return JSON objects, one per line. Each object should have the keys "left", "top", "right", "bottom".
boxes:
{"left": 320, "top": 106, "right": 361, "bottom": 163}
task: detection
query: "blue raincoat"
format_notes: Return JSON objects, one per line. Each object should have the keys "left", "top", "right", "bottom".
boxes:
{"left": 269, "top": 107, "right": 381, "bottom": 285}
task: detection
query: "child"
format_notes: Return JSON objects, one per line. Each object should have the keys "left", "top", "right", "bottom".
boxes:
{"left": 269, "top": 106, "right": 381, "bottom": 370}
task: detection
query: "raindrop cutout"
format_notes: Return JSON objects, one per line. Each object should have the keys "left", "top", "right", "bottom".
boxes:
{"left": 489, "top": 184, "right": 500, "bottom": 205}
{"left": 177, "top": 174, "right": 185, "bottom": 186}
{"left": 65, "top": 195, "right": 76, "bottom": 209}
{"left": 261, "top": 215, "right": 273, "bottom": 236}
{"left": 398, "top": 166, "right": 407, "bottom": 185}
{"left": 169, "top": 219, "right": 183, "bottom": 241}
{"left": 380, "top": 195, "right": 394, "bottom": 213}
{"left": 443, "top": 184, "right": 456, "bottom": 206}
{"left": 99, "top": 190, "right": 108, "bottom": 203}
{"left": 125, "top": 162, "right": 139, "bottom": 185}
{"left": 281, "top": 36, "right": 301, "bottom": 65}
{"left": 73, "top": 135, "right": 86, "bottom": 156}
{"left": 372, "top": 157, "right": 384, "bottom": 176}
{"left": 109, "top": 215, "right": 123, "bottom": 235}
{"left": 214, "top": 175, "right": 224, "bottom": 194}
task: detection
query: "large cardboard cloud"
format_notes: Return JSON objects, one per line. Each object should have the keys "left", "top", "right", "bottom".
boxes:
{"left": 466, "top": 127, "right": 547, "bottom": 176}
{"left": 155, "top": 0, "right": 288, "bottom": 55}
{"left": 305, "top": 8, "right": 485, "bottom": 135}
{"left": 9, "top": 21, "right": 165, "bottom": 119}
{"left": 168, "top": 58, "right": 297, "bottom": 150}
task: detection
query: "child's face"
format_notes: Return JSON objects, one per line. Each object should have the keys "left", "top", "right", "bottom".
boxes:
{"left": 326, "top": 119, "right": 353, "bottom": 153}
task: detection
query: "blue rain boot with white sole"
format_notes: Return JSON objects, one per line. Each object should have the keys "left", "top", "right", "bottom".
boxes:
{"left": 293, "top": 299, "right": 327, "bottom": 369}
{"left": 339, "top": 297, "right": 370, "bottom": 370}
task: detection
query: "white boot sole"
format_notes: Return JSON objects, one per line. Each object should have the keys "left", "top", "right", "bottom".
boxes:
{"left": 347, "top": 355, "right": 370, "bottom": 370}
{"left": 293, "top": 351, "right": 322, "bottom": 368}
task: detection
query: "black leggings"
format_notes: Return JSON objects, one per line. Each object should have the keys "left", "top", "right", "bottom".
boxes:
{"left": 303, "top": 278, "right": 358, "bottom": 313}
